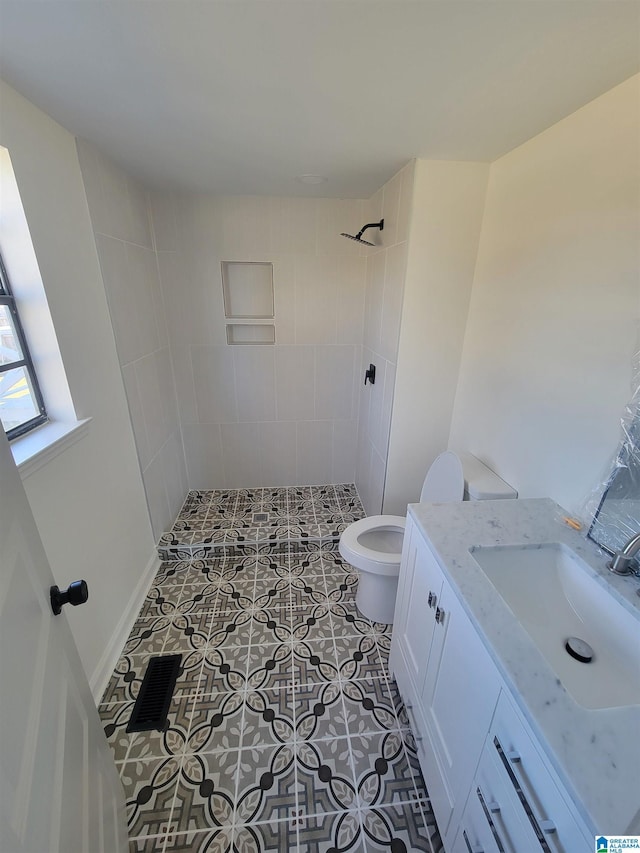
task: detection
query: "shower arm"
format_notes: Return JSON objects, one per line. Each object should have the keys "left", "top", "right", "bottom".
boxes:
{"left": 355, "top": 221, "right": 384, "bottom": 240}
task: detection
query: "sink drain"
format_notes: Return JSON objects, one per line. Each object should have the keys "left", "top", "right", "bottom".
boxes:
{"left": 565, "top": 637, "right": 594, "bottom": 663}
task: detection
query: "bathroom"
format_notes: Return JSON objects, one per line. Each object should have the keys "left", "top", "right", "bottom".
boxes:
{"left": 0, "top": 3, "right": 639, "bottom": 851}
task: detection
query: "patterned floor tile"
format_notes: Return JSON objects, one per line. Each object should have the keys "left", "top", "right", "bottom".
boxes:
{"left": 170, "top": 751, "right": 237, "bottom": 834}
{"left": 296, "top": 738, "right": 358, "bottom": 815}
{"left": 187, "top": 691, "right": 245, "bottom": 754}
{"left": 124, "top": 617, "right": 172, "bottom": 656}
{"left": 341, "top": 678, "right": 398, "bottom": 738}
{"left": 235, "top": 743, "right": 297, "bottom": 825}
{"left": 294, "top": 680, "right": 347, "bottom": 741}
{"left": 296, "top": 810, "right": 365, "bottom": 853}
{"left": 111, "top": 485, "right": 441, "bottom": 852}
{"left": 361, "top": 801, "right": 441, "bottom": 852}
{"left": 121, "top": 755, "right": 181, "bottom": 839}
{"left": 350, "top": 731, "right": 417, "bottom": 808}
{"left": 233, "top": 820, "right": 298, "bottom": 853}
{"left": 292, "top": 638, "right": 339, "bottom": 685}
{"left": 243, "top": 686, "right": 296, "bottom": 747}
{"left": 126, "top": 694, "right": 193, "bottom": 761}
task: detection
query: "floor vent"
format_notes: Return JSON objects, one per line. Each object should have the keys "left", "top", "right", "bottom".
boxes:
{"left": 126, "top": 654, "right": 182, "bottom": 733}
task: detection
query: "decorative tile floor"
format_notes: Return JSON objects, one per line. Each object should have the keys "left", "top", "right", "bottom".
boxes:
{"left": 157, "top": 485, "right": 364, "bottom": 561}
{"left": 101, "top": 486, "right": 443, "bottom": 852}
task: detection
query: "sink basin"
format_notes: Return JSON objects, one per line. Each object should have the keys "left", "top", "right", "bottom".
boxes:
{"left": 469, "top": 543, "right": 640, "bottom": 709}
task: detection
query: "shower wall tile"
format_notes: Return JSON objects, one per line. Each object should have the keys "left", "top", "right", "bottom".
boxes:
{"left": 332, "top": 420, "right": 358, "bottom": 484}
{"left": 142, "top": 452, "right": 172, "bottom": 541}
{"left": 314, "top": 345, "right": 356, "bottom": 421}
{"left": 95, "top": 234, "right": 140, "bottom": 366}
{"left": 126, "top": 244, "right": 161, "bottom": 360}
{"left": 221, "top": 422, "right": 262, "bottom": 488}
{"left": 275, "top": 347, "right": 315, "bottom": 421}
{"left": 182, "top": 424, "right": 225, "bottom": 490}
{"left": 160, "top": 432, "right": 188, "bottom": 521}
{"left": 192, "top": 346, "right": 238, "bottom": 424}
{"left": 269, "top": 197, "right": 318, "bottom": 254}
{"left": 134, "top": 353, "right": 168, "bottom": 459}
{"left": 294, "top": 255, "right": 338, "bottom": 346}
{"left": 297, "top": 420, "right": 333, "bottom": 485}
{"left": 272, "top": 255, "right": 296, "bottom": 344}
{"left": 316, "top": 198, "right": 365, "bottom": 256}
{"left": 148, "top": 190, "right": 180, "bottom": 252}
{"left": 364, "top": 249, "right": 386, "bottom": 354}
{"left": 354, "top": 161, "right": 415, "bottom": 514}
{"left": 121, "top": 362, "right": 151, "bottom": 471}
{"left": 380, "top": 242, "right": 407, "bottom": 362}
{"left": 336, "top": 254, "right": 367, "bottom": 345}
{"left": 170, "top": 345, "right": 198, "bottom": 425}
{"left": 233, "top": 346, "right": 276, "bottom": 422}
{"left": 259, "top": 420, "right": 297, "bottom": 486}
{"left": 78, "top": 139, "right": 190, "bottom": 542}
{"left": 380, "top": 167, "right": 402, "bottom": 248}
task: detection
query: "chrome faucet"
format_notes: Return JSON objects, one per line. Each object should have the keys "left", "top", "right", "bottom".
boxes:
{"left": 608, "top": 532, "right": 640, "bottom": 575}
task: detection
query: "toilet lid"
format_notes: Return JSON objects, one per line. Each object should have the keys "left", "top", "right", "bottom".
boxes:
{"left": 420, "top": 451, "right": 465, "bottom": 502}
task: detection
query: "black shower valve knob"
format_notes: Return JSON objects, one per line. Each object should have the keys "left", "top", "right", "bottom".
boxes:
{"left": 50, "top": 580, "right": 89, "bottom": 615}
{"left": 364, "top": 363, "right": 376, "bottom": 385}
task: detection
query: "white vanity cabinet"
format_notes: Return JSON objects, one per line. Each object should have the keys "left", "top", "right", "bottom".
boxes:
{"left": 390, "top": 514, "right": 592, "bottom": 852}
{"left": 390, "top": 516, "right": 502, "bottom": 841}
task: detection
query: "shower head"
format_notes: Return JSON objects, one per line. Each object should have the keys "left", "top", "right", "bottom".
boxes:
{"left": 340, "top": 219, "right": 384, "bottom": 246}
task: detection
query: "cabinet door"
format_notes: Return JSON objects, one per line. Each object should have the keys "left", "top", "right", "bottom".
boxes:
{"left": 390, "top": 518, "right": 442, "bottom": 687}
{"left": 451, "top": 786, "right": 504, "bottom": 853}
{"left": 419, "top": 560, "right": 501, "bottom": 840}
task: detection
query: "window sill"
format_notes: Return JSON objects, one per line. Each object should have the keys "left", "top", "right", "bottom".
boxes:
{"left": 11, "top": 418, "right": 92, "bottom": 479}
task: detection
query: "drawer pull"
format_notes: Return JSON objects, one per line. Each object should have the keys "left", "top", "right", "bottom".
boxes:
{"left": 476, "top": 787, "right": 506, "bottom": 853}
{"left": 428, "top": 591, "right": 437, "bottom": 608}
{"left": 435, "top": 606, "right": 446, "bottom": 624}
{"left": 463, "top": 830, "right": 484, "bottom": 853}
{"left": 405, "top": 703, "right": 424, "bottom": 742}
{"left": 487, "top": 801, "right": 501, "bottom": 814}
{"left": 507, "top": 749, "right": 521, "bottom": 763}
{"left": 493, "top": 736, "right": 553, "bottom": 851}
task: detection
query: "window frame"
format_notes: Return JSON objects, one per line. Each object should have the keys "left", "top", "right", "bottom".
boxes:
{"left": 0, "top": 251, "right": 48, "bottom": 440}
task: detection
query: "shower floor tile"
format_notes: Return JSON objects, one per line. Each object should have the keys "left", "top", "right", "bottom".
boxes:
{"left": 158, "top": 484, "right": 366, "bottom": 559}
{"left": 100, "top": 485, "right": 443, "bottom": 852}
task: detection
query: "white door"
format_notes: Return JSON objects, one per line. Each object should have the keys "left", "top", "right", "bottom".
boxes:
{"left": 0, "top": 428, "right": 128, "bottom": 853}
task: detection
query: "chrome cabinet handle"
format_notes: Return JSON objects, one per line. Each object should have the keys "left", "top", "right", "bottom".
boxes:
{"left": 476, "top": 787, "right": 506, "bottom": 853}
{"left": 493, "top": 736, "right": 554, "bottom": 851}
{"left": 463, "top": 830, "right": 484, "bottom": 853}
{"left": 428, "top": 591, "right": 437, "bottom": 608}
{"left": 435, "top": 606, "right": 445, "bottom": 624}
{"left": 405, "top": 702, "right": 423, "bottom": 742}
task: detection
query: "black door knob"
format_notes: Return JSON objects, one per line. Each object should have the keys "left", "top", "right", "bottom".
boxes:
{"left": 50, "top": 580, "right": 89, "bottom": 615}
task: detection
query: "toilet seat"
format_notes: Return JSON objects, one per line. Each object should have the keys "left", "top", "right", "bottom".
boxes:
{"left": 338, "top": 515, "right": 406, "bottom": 577}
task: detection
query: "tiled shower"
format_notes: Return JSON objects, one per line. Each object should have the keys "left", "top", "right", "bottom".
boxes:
{"left": 100, "top": 486, "right": 442, "bottom": 852}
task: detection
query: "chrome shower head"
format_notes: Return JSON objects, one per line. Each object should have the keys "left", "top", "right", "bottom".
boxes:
{"left": 340, "top": 219, "right": 384, "bottom": 246}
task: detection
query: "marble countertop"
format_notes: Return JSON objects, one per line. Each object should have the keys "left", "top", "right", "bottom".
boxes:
{"left": 407, "top": 497, "right": 640, "bottom": 835}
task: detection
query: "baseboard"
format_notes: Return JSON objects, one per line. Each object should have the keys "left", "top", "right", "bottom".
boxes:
{"left": 89, "top": 549, "right": 160, "bottom": 703}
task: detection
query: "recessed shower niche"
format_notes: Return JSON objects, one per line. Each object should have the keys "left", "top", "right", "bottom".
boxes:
{"left": 221, "top": 260, "right": 275, "bottom": 344}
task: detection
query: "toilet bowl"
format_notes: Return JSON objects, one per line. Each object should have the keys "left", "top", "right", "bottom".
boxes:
{"left": 339, "top": 451, "right": 516, "bottom": 624}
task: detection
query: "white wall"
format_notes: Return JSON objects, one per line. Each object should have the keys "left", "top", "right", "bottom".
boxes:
{"left": 384, "top": 160, "right": 489, "bottom": 515}
{"left": 77, "top": 141, "right": 187, "bottom": 540}
{"left": 150, "top": 192, "right": 367, "bottom": 488}
{"left": 0, "top": 80, "right": 156, "bottom": 691}
{"left": 450, "top": 74, "right": 640, "bottom": 514}
{"left": 355, "top": 162, "right": 415, "bottom": 514}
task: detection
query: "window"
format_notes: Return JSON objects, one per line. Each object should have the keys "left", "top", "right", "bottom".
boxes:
{"left": 0, "top": 251, "right": 47, "bottom": 439}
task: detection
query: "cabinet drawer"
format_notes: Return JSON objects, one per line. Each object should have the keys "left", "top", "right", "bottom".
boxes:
{"left": 489, "top": 691, "right": 591, "bottom": 853}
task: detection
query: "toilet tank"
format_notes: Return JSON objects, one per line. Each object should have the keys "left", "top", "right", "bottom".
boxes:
{"left": 458, "top": 452, "right": 517, "bottom": 501}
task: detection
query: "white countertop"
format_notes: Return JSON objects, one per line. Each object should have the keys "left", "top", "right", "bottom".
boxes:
{"left": 407, "top": 497, "right": 640, "bottom": 835}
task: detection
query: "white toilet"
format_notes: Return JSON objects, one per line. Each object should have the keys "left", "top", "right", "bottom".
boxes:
{"left": 339, "top": 451, "right": 516, "bottom": 624}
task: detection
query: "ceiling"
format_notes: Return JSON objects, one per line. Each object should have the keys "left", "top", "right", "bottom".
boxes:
{"left": 1, "top": 1, "right": 639, "bottom": 198}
